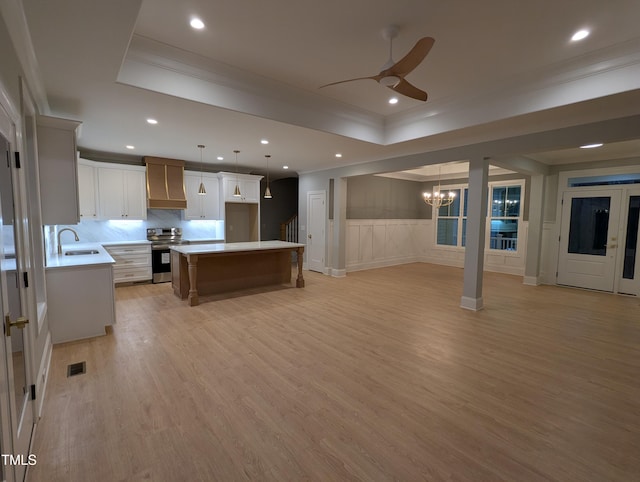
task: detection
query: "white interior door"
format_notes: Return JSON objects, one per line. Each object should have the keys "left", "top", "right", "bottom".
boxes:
{"left": 1, "top": 114, "right": 34, "bottom": 482}
{"left": 557, "top": 189, "right": 622, "bottom": 291}
{"left": 307, "top": 191, "right": 326, "bottom": 273}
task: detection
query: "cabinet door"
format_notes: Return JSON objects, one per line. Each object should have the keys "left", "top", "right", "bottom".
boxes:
{"left": 223, "top": 177, "right": 241, "bottom": 202}
{"left": 184, "top": 173, "right": 204, "bottom": 220}
{"left": 77, "top": 161, "right": 98, "bottom": 219}
{"left": 223, "top": 177, "right": 259, "bottom": 203}
{"left": 201, "top": 176, "right": 220, "bottom": 219}
{"left": 240, "top": 179, "right": 260, "bottom": 203}
{"left": 123, "top": 169, "right": 147, "bottom": 219}
{"left": 97, "top": 167, "right": 125, "bottom": 219}
{"left": 37, "top": 120, "right": 81, "bottom": 224}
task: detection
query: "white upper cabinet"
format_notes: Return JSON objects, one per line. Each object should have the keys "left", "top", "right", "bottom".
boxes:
{"left": 97, "top": 164, "right": 146, "bottom": 220}
{"left": 77, "top": 158, "right": 98, "bottom": 219}
{"left": 184, "top": 171, "right": 221, "bottom": 220}
{"left": 37, "top": 115, "right": 81, "bottom": 225}
{"left": 220, "top": 172, "right": 262, "bottom": 203}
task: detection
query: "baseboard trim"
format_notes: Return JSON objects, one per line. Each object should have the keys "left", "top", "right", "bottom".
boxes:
{"left": 460, "top": 296, "right": 484, "bottom": 311}
{"left": 523, "top": 275, "right": 541, "bottom": 286}
{"left": 36, "top": 331, "right": 53, "bottom": 418}
{"left": 347, "top": 256, "right": 422, "bottom": 272}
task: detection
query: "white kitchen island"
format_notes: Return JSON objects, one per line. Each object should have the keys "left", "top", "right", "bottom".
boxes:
{"left": 171, "top": 241, "right": 305, "bottom": 306}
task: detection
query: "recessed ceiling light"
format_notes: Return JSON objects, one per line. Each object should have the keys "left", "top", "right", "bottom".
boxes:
{"left": 571, "top": 29, "right": 589, "bottom": 41}
{"left": 217, "top": 156, "right": 224, "bottom": 161}
{"left": 388, "top": 97, "right": 399, "bottom": 105}
{"left": 580, "top": 143, "right": 603, "bottom": 149}
{"left": 125, "top": 145, "right": 135, "bottom": 150}
{"left": 190, "top": 18, "right": 205, "bottom": 30}
{"left": 261, "top": 139, "right": 269, "bottom": 145}
{"left": 335, "top": 153, "right": 342, "bottom": 158}
{"left": 146, "top": 118, "right": 158, "bottom": 125}
{"left": 283, "top": 165, "right": 289, "bottom": 170}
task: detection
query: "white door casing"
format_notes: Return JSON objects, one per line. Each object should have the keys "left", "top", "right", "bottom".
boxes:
{"left": 617, "top": 187, "right": 640, "bottom": 296}
{"left": 307, "top": 191, "right": 326, "bottom": 273}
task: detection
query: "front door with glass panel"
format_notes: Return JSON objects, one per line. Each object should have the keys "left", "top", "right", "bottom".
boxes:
{"left": 557, "top": 189, "right": 622, "bottom": 291}
{"left": 618, "top": 189, "right": 640, "bottom": 295}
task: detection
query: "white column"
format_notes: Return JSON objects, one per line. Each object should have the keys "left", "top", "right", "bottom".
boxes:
{"left": 461, "top": 158, "right": 489, "bottom": 311}
{"left": 524, "top": 174, "right": 545, "bottom": 285}
{"left": 331, "top": 177, "right": 347, "bottom": 277}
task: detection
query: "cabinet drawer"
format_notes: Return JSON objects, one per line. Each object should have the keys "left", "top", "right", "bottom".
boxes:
{"left": 109, "top": 253, "right": 151, "bottom": 267}
{"left": 113, "top": 265, "right": 152, "bottom": 283}
{"left": 104, "top": 245, "right": 150, "bottom": 256}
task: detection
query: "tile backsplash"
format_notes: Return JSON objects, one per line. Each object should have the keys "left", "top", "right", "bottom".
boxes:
{"left": 46, "top": 210, "right": 224, "bottom": 254}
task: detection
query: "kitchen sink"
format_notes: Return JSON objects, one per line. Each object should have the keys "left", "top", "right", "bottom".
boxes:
{"left": 64, "top": 249, "right": 100, "bottom": 256}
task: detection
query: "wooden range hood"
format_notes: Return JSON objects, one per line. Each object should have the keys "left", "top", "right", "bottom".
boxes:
{"left": 144, "top": 157, "right": 187, "bottom": 209}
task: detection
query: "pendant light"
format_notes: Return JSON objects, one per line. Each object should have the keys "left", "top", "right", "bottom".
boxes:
{"left": 264, "top": 154, "right": 272, "bottom": 199}
{"left": 233, "top": 150, "right": 241, "bottom": 197}
{"left": 197, "top": 144, "right": 206, "bottom": 195}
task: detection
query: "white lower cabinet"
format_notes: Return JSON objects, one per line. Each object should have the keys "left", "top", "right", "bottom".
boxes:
{"left": 46, "top": 263, "right": 116, "bottom": 344}
{"left": 103, "top": 243, "right": 152, "bottom": 284}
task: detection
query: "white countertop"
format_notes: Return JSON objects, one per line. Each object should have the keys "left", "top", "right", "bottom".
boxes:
{"left": 171, "top": 240, "right": 304, "bottom": 255}
{"left": 186, "top": 238, "right": 225, "bottom": 244}
{"left": 101, "top": 240, "right": 151, "bottom": 246}
{"left": 46, "top": 243, "right": 115, "bottom": 269}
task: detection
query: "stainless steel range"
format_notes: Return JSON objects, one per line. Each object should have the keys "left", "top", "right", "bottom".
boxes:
{"left": 147, "top": 227, "right": 190, "bottom": 283}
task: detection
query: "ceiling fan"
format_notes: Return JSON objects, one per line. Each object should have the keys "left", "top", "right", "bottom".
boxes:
{"left": 319, "top": 26, "right": 435, "bottom": 102}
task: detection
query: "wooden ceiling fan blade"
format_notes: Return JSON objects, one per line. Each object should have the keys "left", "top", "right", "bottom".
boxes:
{"left": 388, "top": 37, "right": 435, "bottom": 77}
{"left": 390, "top": 79, "right": 428, "bottom": 101}
{"left": 319, "top": 75, "right": 381, "bottom": 89}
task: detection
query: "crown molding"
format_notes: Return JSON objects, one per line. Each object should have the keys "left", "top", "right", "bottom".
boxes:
{"left": 385, "top": 37, "right": 640, "bottom": 145}
{"left": 119, "top": 35, "right": 386, "bottom": 144}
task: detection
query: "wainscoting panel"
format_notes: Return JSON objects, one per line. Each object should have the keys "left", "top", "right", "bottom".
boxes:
{"left": 346, "top": 219, "right": 429, "bottom": 271}
{"left": 347, "top": 218, "right": 528, "bottom": 276}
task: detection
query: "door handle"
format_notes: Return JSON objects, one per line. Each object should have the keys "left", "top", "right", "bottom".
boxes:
{"left": 5, "top": 315, "right": 29, "bottom": 337}
{"left": 308, "top": 234, "right": 312, "bottom": 239}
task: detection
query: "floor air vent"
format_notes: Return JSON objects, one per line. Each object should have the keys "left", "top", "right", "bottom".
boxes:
{"left": 67, "top": 362, "right": 86, "bottom": 377}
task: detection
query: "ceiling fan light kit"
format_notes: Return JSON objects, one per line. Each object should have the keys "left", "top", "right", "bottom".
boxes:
{"left": 319, "top": 26, "right": 434, "bottom": 102}
{"left": 380, "top": 75, "right": 401, "bottom": 87}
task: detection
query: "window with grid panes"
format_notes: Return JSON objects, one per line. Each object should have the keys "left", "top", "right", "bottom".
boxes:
{"left": 435, "top": 188, "right": 466, "bottom": 246}
{"left": 489, "top": 185, "right": 521, "bottom": 251}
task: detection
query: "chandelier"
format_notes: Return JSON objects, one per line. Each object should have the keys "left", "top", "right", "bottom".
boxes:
{"left": 422, "top": 166, "right": 455, "bottom": 208}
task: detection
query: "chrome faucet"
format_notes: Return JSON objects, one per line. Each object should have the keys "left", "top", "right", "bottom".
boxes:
{"left": 57, "top": 228, "right": 80, "bottom": 254}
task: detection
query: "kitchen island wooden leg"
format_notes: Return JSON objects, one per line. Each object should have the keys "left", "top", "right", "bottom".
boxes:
{"left": 187, "top": 254, "right": 199, "bottom": 306}
{"left": 296, "top": 246, "right": 305, "bottom": 288}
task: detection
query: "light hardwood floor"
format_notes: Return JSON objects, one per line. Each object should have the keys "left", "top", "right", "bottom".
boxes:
{"left": 28, "top": 263, "right": 640, "bottom": 481}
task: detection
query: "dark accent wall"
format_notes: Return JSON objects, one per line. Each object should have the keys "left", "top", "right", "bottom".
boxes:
{"left": 260, "top": 177, "right": 298, "bottom": 240}
{"left": 346, "top": 173, "right": 531, "bottom": 221}
{"left": 347, "top": 175, "right": 431, "bottom": 219}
